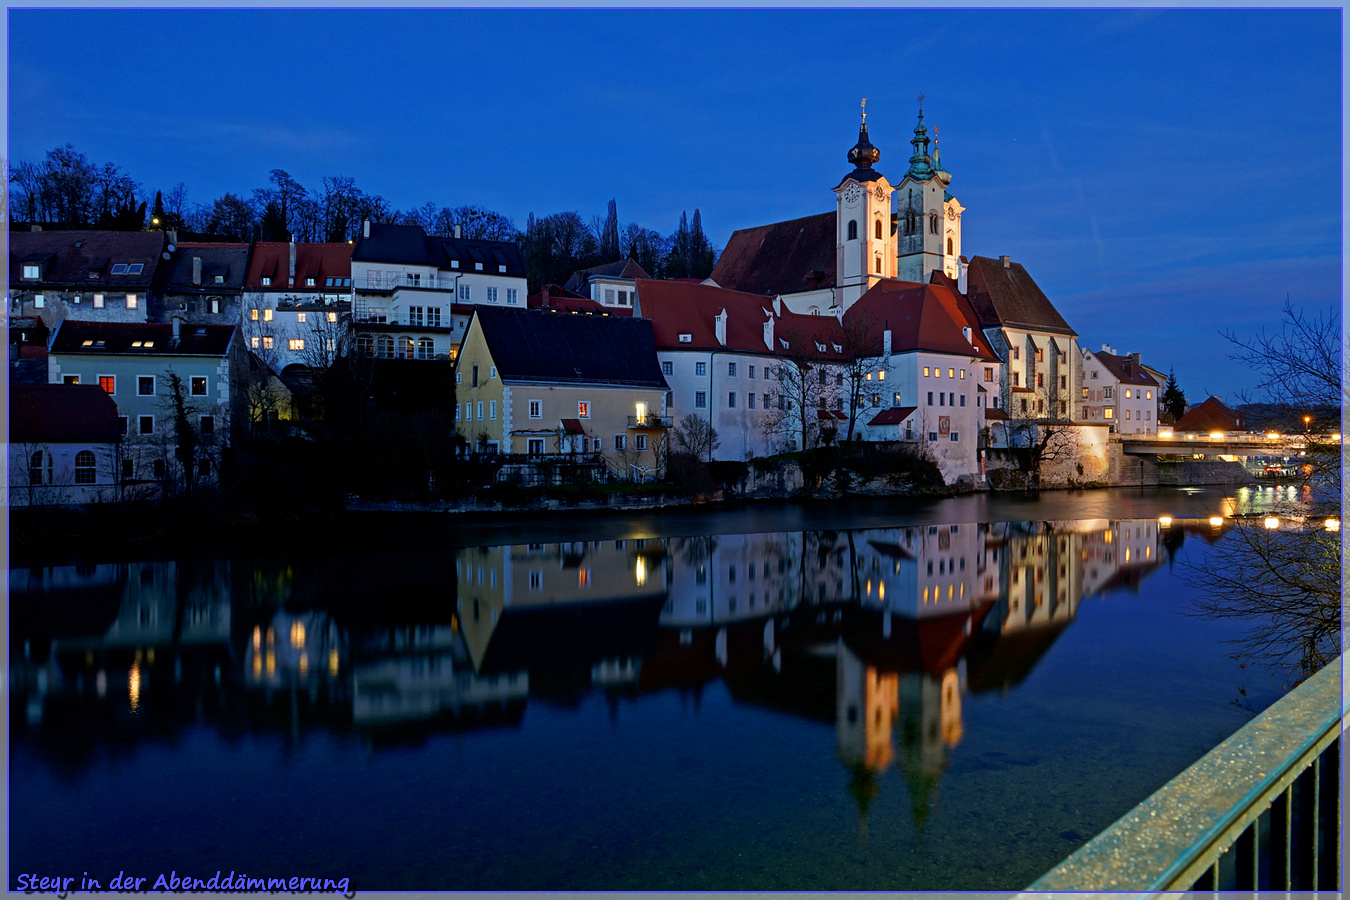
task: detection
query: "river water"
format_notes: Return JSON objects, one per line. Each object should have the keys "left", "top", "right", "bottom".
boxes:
{"left": 10, "top": 487, "right": 1302, "bottom": 890}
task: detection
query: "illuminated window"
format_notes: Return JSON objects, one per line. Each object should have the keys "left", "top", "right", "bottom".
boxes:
{"left": 296, "top": 312, "right": 307, "bottom": 324}
{"left": 289, "top": 339, "right": 305, "bottom": 351}
{"left": 263, "top": 308, "right": 273, "bottom": 321}
{"left": 99, "top": 375, "right": 115, "bottom": 394}
{"left": 578, "top": 401, "right": 590, "bottom": 418}
{"left": 191, "top": 376, "right": 207, "bottom": 395}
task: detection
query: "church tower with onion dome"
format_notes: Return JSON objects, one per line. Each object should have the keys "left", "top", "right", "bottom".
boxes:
{"left": 833, "top": 99, "right": 897, "bottom": 310}
{"left": 896, "top": 96, "right": 964, "bottom": 283}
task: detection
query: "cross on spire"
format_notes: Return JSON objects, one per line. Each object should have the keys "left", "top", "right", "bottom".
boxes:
{"left": 861, "top": 98, "right": 867, "bottom": 121}
{"left": 917, "top": 91, "right": 926, "bottom": 107}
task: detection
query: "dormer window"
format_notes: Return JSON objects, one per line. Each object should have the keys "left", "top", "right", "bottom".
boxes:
{"left": 22, "top": 264, "right": 39, "bottom": 279}
{"left": 678, "top": 333, "right": 692, "bottom": 343}
{"left": 306, "top": 277, "right": 315, "bottom": 287}
{"left": 450, "top": 260, "right": 459, "bottom": 269}
{"left": 262, "top": 276, "right": 271, "bottom": 286}
{"left": 475, "top": 262, "right": 483, "bottom": 271}
{"left": 498, "top": 265, "right": 506, "bottom": 273}
{"left": 215, "top": 274, "right": 224, "bottom": 284}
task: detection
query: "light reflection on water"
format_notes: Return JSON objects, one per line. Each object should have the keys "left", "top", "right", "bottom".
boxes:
{"left": 10, "top": 491, "right": 1300, "bottom": 890}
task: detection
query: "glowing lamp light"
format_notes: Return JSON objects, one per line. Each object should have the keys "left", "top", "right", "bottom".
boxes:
{"left": 1333, "top": 434, "right": 1342, "bottom": 442}
{"left": 1326, "top": 518, "right": 1341, "bottom": 533}
{"left": 1209, "top": 516, "right": 1224, "bottom": 526}
{"left": 1264, "top": 517, "right": 1280, "bottom": 530}
{"left": 635, "top": 556, "right": 647, "bottom": 587}
{"left": 1267, "top": 432, "right": 1280, "bottom": 439}
{"left": 1158, "top": 516, "right": 1173, "bottom": 527}
{"left": 1208, "top": 431, "right": 1223, "bottom": 441}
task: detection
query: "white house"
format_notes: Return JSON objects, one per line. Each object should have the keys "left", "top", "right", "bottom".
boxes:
{"left": 1080, "top": 346, "right": 1161, "bottom": 434}
{"left": 8, "top": 383, "right": 123, "bottom": 506}
{"left": 350, "top": 220, "right": 527, "bottom": 363}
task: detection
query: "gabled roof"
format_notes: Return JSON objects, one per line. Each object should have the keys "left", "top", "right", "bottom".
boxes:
{"left": 245, "top": 242, "right": 353, "bottom": 290}
{"left": 530, "top": 284, "right": 627, "bottom": 316}
{"left": 352, "top": 221, "right": 526, "bottom": 277}
{"left": 1174, "top": 396, "right": 1244, "bottom": 432}
{"left": 49, "top": 320, "right": 237, "bottom": 356}
{"left": 9, "top": 230, "right": 165, "bottom": 288}
{"left": 845, "top": 279, "right": 1000, "bottom": 360}
{"left": 154, "top": 243, "right": 250, "bottom": 294}
{"left": 774, "top": 307, "right": 850, "bottom": 361}
{"left": 961, "top": 256, "right": 1076, "bottom": 337}
{"left": 1086, "top": 349, "right": 1157, "bottom": 387}
{"left": 636, "top": 280, "right": 778, "bottom": 353}
{"left": 9, "top": 384, "right": 122, "bottom": 444}
{"left": 562, "top": 258, "right": 651, "bottom": 294}
{"left": 868, "top": 406, "right": 918, "bottom": 426}
{"left": 711, "top": 211, "right": 837, "bottom": 296}
{"left": 467, "top": 306, "right": 667, "bottom": 389}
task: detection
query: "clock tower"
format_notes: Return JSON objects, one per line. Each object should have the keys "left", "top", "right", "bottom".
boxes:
{"left": 833, "top": 99, "right": 896, "bottom": 310}
{"left": 896, "top": 97, "right": 963, "bottom": 283}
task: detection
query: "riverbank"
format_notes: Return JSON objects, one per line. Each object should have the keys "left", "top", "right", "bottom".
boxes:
{"left": 8, "top": 482, "right": 1250, "bottom": 571}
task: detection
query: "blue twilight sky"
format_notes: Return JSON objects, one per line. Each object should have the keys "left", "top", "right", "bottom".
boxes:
{"left": 6, "top": 8, "right": 1343, "bottom": 401}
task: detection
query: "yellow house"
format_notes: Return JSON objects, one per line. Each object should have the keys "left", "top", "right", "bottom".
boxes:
{"left": 455, "top": 306, "right": 672, "bottom": 480}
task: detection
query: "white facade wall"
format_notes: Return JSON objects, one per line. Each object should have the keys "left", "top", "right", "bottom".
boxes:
{"left": 7, "top": 440, "right": 120, "bottom": 507}
{"left": 1080, "top": 350, "right": 1159, "bottom": 434}
{"left": 659, "top": 348, "right": 781, "bottom": 460}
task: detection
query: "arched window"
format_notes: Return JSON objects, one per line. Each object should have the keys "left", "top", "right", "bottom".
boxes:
{"left": 808, "top": 306, "right": 820, "bottom": 316}
{"left": 417, "top": 338, "right": 435, "bottom": 359}
{"left": 400, "top": 337, "right": 415, "bottom": 359}
{"left": 377, "top": 336, "right": 394, "bottom": 358}
{"left": 75, "top": 450, "right": 96, "bottom": 485}
{"left": 874, "top": 255, "right": 882, "bottom": 274}
{"left": 356, "top": 334, "right": 374, "bottom": 357}
{"left": 947, "top": 236, "right": 954, "bottom": 255}
{"left": 875, "top": 219, "right": 883, "bottom": 239}
{"left": 29, "top": 450, "right": 49, "bottom": 485}
{"left": 847, "top": 220, "right": 857, "bottom": 241}
{"left": 929, "top": 212, "right": 939, "bottom": 234}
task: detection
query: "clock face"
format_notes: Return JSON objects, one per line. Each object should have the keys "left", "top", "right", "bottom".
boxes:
{"left": 843, "top": 185, "right": 861, "bottom": 207}
{"left": 874, "top": 185, "right": 886, "bottom": 201}
{"left": 946, "top": 206, "right": 958, "bottom": 220}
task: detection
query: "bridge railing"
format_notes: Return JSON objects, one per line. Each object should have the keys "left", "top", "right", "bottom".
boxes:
{"left": 1022, "top": 655, "right": 1342, "bottom": 893}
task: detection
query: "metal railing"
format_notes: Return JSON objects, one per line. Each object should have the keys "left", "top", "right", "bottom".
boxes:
{"left": 1024, "top": 655, "right": 1342, "bottom": 893}
{"left": 628, "top": 414, "right": 673, "bottom": 429}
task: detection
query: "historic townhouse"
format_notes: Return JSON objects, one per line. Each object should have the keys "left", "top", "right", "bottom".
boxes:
{"left": 242, "top": 241, "right": 353, "bottom": 373}
{"left": 454, "top": 306, "right": 670, "bottom": 479}
{"left": 844, "top": 280, "right": 1002, "bottom": 484}
{"left": 563, "top": 259, "right": 651, "bottom": 310}
{"left": 47, "top": 319, "right": 246, "bottom": 489}
{"left": 1079, "top": 346, "right": 1161, "bottom": 434}
{"left": 350, "top": 220, "right": 526, "bottom": 363}
{"left": 8, "top": 383, "right": 123, "bottom": 506}
{"left": 9, "top": 229, "right": 164, "bottom": 327}
{"left": 150, "top": 241, "right": 250, "bottom": 325}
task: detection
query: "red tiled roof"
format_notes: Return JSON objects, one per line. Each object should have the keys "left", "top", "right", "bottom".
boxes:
{"left": 244, "top": 242, "right": 352, "bottom": 290}
{"left": 9, "top": 384, "right": 122, "bottom": 443}
{"left": 845, "top": 279, "right": 1000, "bottom": 360}
{"left": 816, "top": 409, "right": 847, "bottom": 420}
{"left": 984, "top": 408, "right": 1010, "bottom": 421}
{"left": 711, "top": 211, "right": 837, "bottom": 296}
{"left": 867, "top": 406, "right": 918, "bottom": 426}
{"left": 774, "top": 308, "right": 849, "bottom": 361}
{"left": 1174, "top": 396, "right": 1244, "bottom": 432}
{"left": 637, "top": 279, "right": 780, "bottom": 353}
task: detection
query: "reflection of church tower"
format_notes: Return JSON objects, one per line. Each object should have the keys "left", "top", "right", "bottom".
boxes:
{"left": 834, "top": 100, "right": 896, "bottom": 310}
{"left": 896, "top": 96, "right": 964, "bottom": 283}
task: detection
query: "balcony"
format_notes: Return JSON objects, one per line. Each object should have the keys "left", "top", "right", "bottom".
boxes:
{"left": 628, "top": 414, "right": 673, "bottom": 429}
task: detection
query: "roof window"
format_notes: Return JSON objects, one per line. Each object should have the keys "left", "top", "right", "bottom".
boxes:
{"left": 127, "top": 263, "right": 144, "bottom": 275}
{"left": 111, "top": 264, "right": 127, "bottom": 275}
{"left": 678, "top": 334, "right": 692, "bottom": 343}
{"left": 131, "top": 340, "right": 155, "bottom": 349}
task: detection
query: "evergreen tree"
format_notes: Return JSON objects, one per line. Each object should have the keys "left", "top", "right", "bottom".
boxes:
{"left": 1162, "top": 368, "right": 1186, "bottom": 421}
{"left": 600, "top": 199, "right": 620, "bottom": 262}
{"left": 151, "top": 190, "right": 166, "bottom": 227}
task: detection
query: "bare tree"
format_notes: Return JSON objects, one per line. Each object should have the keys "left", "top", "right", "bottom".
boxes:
{"left": 1185, "top": 302, "right": 1344, "bottom": 681}
{"left": 673, "top": 413, "right": 720, "bottom": 462}
{"left": 759, "top": 358, "right": 831, "bottom": 453}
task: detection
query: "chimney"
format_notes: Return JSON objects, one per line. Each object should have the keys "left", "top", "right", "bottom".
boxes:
{"left": 883, "top": 325, "right": 892, "bottom": 354}
{"left": 454, "top": 223, "right": 462, "bottom": 239}
{"left": 1000, "top": 255, "right": 1010, "bottom": 268}
{"left": 1130, "top": 352, "right": 1141, "bottom": 366}
{"left": 958, "top": 257, "right": 968, "bottom": 294}
{"left": 363, "top": 218, "right": 371, "bottom": 239}
{"left": 171, "top": 315, "right": 183, "bottom": 344}
{"left": 1101, "top": 343, "right": 1111, "bottom": 353}
{"left": 715, "top": 309, "right": 727, "bottom": 347}
{"left": 192, "top": 257, "right": 202, "bottom": 285}
{"left": 289, "top": 240, "right": 297, "bottom": 284}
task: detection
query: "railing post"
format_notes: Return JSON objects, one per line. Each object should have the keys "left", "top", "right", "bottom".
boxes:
{"left": 1234, "top": 822, "right": 1257, "bottom": 889}
{"left": 1317, "top": 737, "right": 1339, "bottom": 889}
{"left": 1294, "top": 757, "right": 1319, "bottom": 888}
{"left": 1270, "top": 785, "right": 1291, "bottom": 889}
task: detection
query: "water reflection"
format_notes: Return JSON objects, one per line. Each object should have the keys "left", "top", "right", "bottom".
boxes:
{"left": 13, "top": 518, "right": 1172, "bottom": 798}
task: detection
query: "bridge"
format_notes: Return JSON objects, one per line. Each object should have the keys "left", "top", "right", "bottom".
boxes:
{"left": 1119, "top": 430, "right": 1339, "bottom": 458}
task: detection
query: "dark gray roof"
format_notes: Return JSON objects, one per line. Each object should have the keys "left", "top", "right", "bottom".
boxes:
{"left": 153, "top": 244, "right": 251, "bottom": 294}
{"left": 562, "top": 259, "right": 652, "bottom": 294}
{"left": 50, "top": 320, "right": 238, "bottom": 356}
{"left": 9, "top": 230, "right": 165, "bottom": 289}
{"left": 352, "top": 221, "right": 526, "bottom": 277}
{"left": 468, "top": 306, "right": 667, "bottom": 388}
